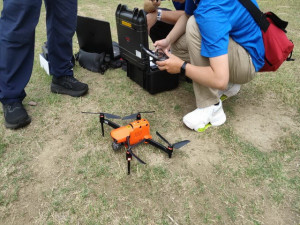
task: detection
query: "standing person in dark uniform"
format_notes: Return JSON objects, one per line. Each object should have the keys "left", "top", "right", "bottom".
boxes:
{"left": 0, "top": 0, "right": 89, "bottom": 129}
{"left": 144, "top": 0, "right": 186, "bottom": 43}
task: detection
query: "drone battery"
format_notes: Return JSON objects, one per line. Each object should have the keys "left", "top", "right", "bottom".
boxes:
{"left": 115, "top": 4, "right": 179, "bottom": 94}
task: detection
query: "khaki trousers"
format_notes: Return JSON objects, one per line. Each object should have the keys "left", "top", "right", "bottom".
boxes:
{"left": 171, "top": 16, "right": 256, "bottom": 108}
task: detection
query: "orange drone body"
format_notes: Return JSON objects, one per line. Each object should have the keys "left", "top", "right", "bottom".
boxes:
{"left": 82, "top": 110, "right": 190, "bottom": 174}
{"left": 110, "top": 118, "right": 152, "bottom": 145}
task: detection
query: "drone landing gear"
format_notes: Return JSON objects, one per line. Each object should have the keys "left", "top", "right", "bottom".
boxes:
{"left": 125, "top": 137, "right": 146, "bottom": 175}
{"left": 126, "top": 151, "right": 132, "bottom": 175}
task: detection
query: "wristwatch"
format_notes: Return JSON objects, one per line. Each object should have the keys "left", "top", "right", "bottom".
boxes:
{"left": 181, "top": 61, "right": 188, "bottom": 75}
{"left": 157, "top": 9, "right": 162, "bottom": 21}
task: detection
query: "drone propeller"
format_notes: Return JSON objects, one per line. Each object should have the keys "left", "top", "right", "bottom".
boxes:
{"left": 122, "top": 111, "right": 155, "bottom": 120}
{"left": 127, "top": 148, "right": 146, "bottom": 164}
{"left": 156, "top": 131, "right": 190, "bottom": 149}
{"left": 126, "top": 137, "right": 146, "bottom": 164}
{"left": 81, "top": 111, "right": 121, "bottom": 119}
{"left": 82, "top": 111, "right": 121, "bottom": 136}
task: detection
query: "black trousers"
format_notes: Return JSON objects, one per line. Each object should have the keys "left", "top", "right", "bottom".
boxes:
{"left": 149, "top": 21, "right": 174, "bottom": 43}
{"left": 0, "top": 0, "right": 77, "bottom": 104}
{"left": 148, "top": 8, "right": 174, "bottom": 43}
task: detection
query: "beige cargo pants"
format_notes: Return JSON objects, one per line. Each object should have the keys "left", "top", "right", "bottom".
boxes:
{"left": 171, "top": 16, "right": 256, "bottom": 108}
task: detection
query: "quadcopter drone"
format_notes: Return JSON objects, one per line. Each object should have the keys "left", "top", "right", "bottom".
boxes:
{"left": 82, "top": 111, "right": 190, "bottom": 174}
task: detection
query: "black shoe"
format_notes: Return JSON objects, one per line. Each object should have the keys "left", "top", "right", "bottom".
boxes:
{"left": 2, "top": 102, "right": 31, "bottom": 129}
{"left": 51, "top": 76, "right": 88, "bottom": 97}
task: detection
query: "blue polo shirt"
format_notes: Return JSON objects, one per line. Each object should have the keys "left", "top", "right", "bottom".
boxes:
{"left": 184, "top": 0, "right": 265, "bottom": 71}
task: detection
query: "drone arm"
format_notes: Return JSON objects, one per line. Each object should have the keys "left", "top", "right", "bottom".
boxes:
{"left": 100, "top": 119, "right": 121, "bottom": 137}
{"left": 145, "top": 138, "right": 172, "bottom": 157}
{"left": 103, "top": 119, "right": 121, "bottom": 129}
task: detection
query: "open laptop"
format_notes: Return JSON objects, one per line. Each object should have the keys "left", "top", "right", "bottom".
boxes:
{"left": 76, "top": 15, "right": 120, "bottom": 60}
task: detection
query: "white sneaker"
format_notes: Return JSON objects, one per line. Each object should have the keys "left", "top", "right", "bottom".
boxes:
{"left": 218, "top": 83, "right": 241, "bottom": 100}
{"left": 183, "top": 99, "right": 226, "bottom": 132}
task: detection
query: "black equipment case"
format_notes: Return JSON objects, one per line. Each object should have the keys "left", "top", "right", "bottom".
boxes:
{"left": 115, "top": 4, "right": 179, "bottom": 94}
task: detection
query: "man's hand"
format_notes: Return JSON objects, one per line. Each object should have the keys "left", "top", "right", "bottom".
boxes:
{"left": 154, "top": 38, "right": 171, "bottom": 52}
{"left": 144, "top": 0, "right": 160, "bottom": 13}
{"left": 151, "top": 0, "right": 161, "bottom": 8}
{"left": 156, "top": 51, "right": 184, "bottom": 74}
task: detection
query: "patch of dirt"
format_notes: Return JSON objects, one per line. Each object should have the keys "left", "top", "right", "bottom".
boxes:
{"left": 231, "top": 93, "right": 299, "bottom": 152}
{"left": 1, "top": 103, "right": 90, "bottom": 224}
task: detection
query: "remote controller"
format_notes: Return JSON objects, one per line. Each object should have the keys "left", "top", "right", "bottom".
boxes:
{"left": 140, "top": 45, "right": 169, "bottom": 62}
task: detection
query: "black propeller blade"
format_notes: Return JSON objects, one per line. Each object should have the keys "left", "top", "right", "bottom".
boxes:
{"left": 156, "top": 131, "right": 171, "bottom": 146}
{"left": 128, "top": 148, "right": 146, "bottom": 164}
{"left": 82, "top": 112, "right": 121, "bottom": 137}
{"left": 122, "top": 111, "right": 155, "bottom": 120}
{"left": 173, "top": 140, "right": 191, "bottom": 149}
{"left": 81, "top": 111, "right": 121, "bottom": 119}
{"left": 126, "top": 137, "right": 146, "bottom": 164}
{"left": 156, "top": 131, "right": 190, "bottom": 149}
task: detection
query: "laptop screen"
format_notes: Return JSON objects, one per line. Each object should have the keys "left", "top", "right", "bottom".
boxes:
{"left": 76, "top": 16, "right": 115, "bottom": 59}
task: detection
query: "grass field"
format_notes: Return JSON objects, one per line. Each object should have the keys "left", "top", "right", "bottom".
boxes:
{"left": 0, "top": 0, "right": 299, "bottom": 224}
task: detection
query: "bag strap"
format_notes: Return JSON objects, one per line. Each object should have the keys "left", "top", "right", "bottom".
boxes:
{"left": 265, "top": 12, "right": 288, "bottom": 32}
{"left": 238, "top": 0, "right": 270, "bottom": 32}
